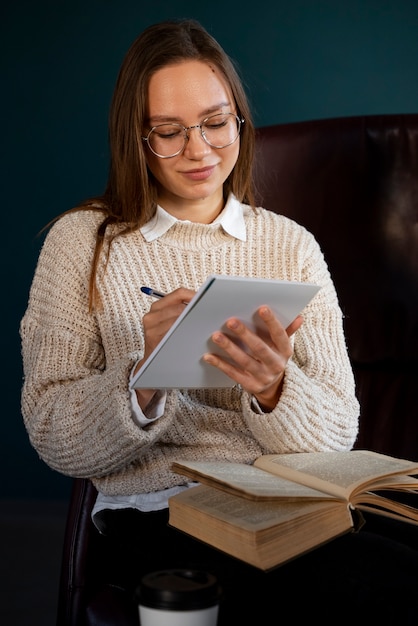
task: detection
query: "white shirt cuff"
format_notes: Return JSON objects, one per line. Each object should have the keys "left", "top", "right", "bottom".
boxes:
{"left": 129, "top": 363, "right": 167, "bottom": 426}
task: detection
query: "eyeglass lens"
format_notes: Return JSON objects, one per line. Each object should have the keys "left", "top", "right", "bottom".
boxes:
{"left": 146, "top": 113, "right": 242, "bottom": 158}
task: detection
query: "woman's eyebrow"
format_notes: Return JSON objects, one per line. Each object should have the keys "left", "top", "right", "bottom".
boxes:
{"left": 148, "top": 103, "right": 232, "bottom": 124}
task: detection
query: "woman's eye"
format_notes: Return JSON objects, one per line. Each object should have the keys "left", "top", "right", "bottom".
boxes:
{"left": 158, "top": 130, "right": 181, "bottom": 139}
{"left": 206, "top": 120, "right": 227, "bottom": 130}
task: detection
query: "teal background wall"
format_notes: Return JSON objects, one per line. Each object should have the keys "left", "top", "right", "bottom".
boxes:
{"left": 2, "top": 0, "right": 418, "bottom": 500}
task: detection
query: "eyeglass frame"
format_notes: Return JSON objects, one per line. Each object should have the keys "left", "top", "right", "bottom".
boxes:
{"left": 141, "top": 112, "right": 245, "bottom": 159}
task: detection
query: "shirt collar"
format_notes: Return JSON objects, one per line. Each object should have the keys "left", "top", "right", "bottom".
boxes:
{"left": 140, "top": 194, "right": 247, "bottom": 242}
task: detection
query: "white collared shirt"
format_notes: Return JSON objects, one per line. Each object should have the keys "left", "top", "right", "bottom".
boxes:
{"left": 139, "top": 193, "right": 247, "bottom": 242}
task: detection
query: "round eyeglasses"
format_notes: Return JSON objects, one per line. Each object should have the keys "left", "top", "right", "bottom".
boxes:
{"left": 142, "top": 113, "right": 244, "bottom": 159}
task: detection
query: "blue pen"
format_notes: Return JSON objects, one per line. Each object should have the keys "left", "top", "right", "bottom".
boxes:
{"left": 141, "top": 286, "right": 167, "bottom": 299}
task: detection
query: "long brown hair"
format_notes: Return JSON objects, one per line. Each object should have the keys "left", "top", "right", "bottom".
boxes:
{"left": 52, "top": 19, "right": 256, "bottom": 308}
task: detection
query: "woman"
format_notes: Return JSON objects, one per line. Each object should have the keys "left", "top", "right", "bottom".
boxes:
{"left": 20, "top": 19, "right": 417, "bottom": 625}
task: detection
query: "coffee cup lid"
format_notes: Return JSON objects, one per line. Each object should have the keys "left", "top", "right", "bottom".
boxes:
{"left": 136, "top": 569, "right": 221, "bottom": 610}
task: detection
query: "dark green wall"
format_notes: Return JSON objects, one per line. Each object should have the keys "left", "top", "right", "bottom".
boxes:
{"left": 3, "top": 0, "right": 418, "bottom": 499}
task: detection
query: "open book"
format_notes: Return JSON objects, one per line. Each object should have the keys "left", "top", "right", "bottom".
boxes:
{"left": 130, "top": 274, "right": 320, "bottom": 389}
{"left": 169, "top": 450, "right": 418, "bottom": 570}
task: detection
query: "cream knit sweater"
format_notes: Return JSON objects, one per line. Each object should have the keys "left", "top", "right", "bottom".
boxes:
{"left": 20, "top": 201, "right": 359, "bottom": 496}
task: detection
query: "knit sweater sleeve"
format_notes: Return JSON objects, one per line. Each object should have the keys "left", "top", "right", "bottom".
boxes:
{"left": 20, "top": 213, "right": 170, "bottom": 478}
{"left": 241, "top": 226, "right": 360, "bottom": 453}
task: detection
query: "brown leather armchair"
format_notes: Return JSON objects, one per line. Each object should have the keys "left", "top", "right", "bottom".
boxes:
{"left": 254, "top": 113, "right": 418, "bottom": 461}
{"left": 56, "top": 113, "right": 418, "bottom": 625}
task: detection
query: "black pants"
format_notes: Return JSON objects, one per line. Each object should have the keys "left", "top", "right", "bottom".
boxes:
{"left": 89, "top": 504, "right": 418, "bottom": 625}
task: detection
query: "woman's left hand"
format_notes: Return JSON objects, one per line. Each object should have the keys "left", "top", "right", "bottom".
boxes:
{"left": 202, "top": 306, "right": 303, "bottom": 411}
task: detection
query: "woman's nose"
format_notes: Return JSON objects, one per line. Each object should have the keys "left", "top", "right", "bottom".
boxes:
{"left": 183, "top": 126, "right": 212, "bottom": 158}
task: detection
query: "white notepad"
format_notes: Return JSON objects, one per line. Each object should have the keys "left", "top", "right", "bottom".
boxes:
{"left": 130, "top": 275, "right": 320, "bottom": 389}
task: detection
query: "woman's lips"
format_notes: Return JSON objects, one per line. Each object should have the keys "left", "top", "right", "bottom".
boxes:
{"left": 181, "top": 165, "right": 216, "bottom": 181}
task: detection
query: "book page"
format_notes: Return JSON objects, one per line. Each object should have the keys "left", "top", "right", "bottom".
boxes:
{"left": 171, "top": 460, "right": 340, "bottom": 501}
{"left": 254, "top": 450, "right": 418, "bottom": 500}
{"left": 169, "top": 484, "right": 346, "bottom": 531}
{"left": 369, "top": 474, "right": 418, "bottom": 490}
{"left": 353, "top": 492, "right": 418, "bottom": 523}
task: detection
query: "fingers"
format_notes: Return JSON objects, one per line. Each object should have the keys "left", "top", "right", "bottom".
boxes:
{"left": 147, "top": 287, "right": 195, "bottom": 309}
{"left": 202, "top": 306, "right": 303, "bottom": 398}
{"left": 259, "top": 306, "right": 303, "bottom": 339}
{"left": 142, "top": 287, "right": 195, "bottom": 355}
{"left": 286, "top": 313, "right": 304, "bottom": 336}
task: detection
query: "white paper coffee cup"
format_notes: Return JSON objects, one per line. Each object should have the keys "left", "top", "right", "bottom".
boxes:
{"left": 137, "top": 569, "right": 221, "bottom": 626}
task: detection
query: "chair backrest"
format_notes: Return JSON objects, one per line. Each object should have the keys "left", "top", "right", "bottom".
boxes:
{"left": 254, "top": 113, "right": 418, "bottom": 461}
{"left": 56, "top": 113, "right": 418, "bottom": 625}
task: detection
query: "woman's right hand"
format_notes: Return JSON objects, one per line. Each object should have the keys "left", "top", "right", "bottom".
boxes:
{"left": 134, "top": 287, "right": 195, "bottom": 410}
